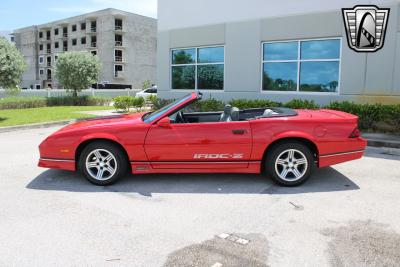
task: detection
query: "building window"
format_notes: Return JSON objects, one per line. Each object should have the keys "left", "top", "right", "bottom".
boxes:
{"left": 115, "top": 19, "right": 123, "bottom": 30}
{"left": 91, "top": 50, "right": 97, "bottom": 56}
{"left": 39, "top": 56, "right": 44, "bottom": 64}
{"left": 63, "top": 40, "right": 68, "bottom": 51}
{"left": 262, "top": 39, "right": 341, "bottom": 93}
{"left": 81, "top": 37, "right": 86, "bottom": 45}
{"left": 91, "top": 36, "right": 97, "bottom": 47}
{"left": 115, "top": 49, "right": 123, "bottom": 62}
{"left": 55, "top": 42, "right": 59, "bottom": 49}
{"left": 39, "top": 69, "right": 44, "bottom": 75}
{"left": 114, "top": 64, "right": 123, "bottom": 78}
{"left": 54, "top": 28, "right": 59, "bottom": 35}
{"left": 10, "top": 36, "right": 15, "bottom": 42}
{"left": 171, "top": 46, "right": 224, "bottom": 90}
{"left": 72, "top": 25, "right": 77, "bottom": 32}
{"left": 54, "top": 55, "right": 58, "bottom": 62}
{"left": 39, "top": 32, "right": 43, "bottom": 38}
{"left": 81, "top": 22, "right": 86, "bottom": 30}
{"left": 39, "top": 44, "right": 43, "bottom": 51}
{"left": 72, "top": 39, "right": 77, "bottom": 46}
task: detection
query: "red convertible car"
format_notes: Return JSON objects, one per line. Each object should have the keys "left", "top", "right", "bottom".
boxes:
{"left": 38, "top": 92, "right": 366, "bottom": 186}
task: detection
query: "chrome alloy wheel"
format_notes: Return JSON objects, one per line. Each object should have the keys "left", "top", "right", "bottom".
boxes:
{"left": 274, "top": 149, "right": 308, "bottom": 182}
{"left": 85, "top": 149, "right": 118, "bottom": 181}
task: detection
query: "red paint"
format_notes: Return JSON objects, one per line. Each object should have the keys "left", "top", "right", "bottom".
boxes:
{"left": 38, "top": 92, "right": 367, "bottom": 174}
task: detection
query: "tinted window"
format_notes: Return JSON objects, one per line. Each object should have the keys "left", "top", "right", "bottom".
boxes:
{"left": 301, "top": 40, "right": 340, "bottom": 59}
{"left": 263, "top": 42, "right": 298, "bottom": 61}
{"left": 300, "top": 61, "right": 339, "bottom": 92}
{"left": 172, "top": 65, "right": 195, "bottom": 89}
{"left": 172, "top": 49, "right": 195, "bottom": 64}
{"left": 198, "top": 47, "right": 224, "bottom": 63}
{"left": 263, "top": 62, "right": 297, "bottom": 91}
{"left": 197, "top": 64, "right": 224, "bottom": 89}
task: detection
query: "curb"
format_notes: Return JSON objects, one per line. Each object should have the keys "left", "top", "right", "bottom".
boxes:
{"left": 0, "top": 120, "right": 74, "bottom": 133}
{"left": 367, "top": 139, "right": 400, "bottom": 149}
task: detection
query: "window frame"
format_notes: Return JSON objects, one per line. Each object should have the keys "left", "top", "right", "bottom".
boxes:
{"left": 261, "top": 37, "right": 342, "bottom": 95}
{"left": 170, "top": 45, "right": 225, "bottom": 91}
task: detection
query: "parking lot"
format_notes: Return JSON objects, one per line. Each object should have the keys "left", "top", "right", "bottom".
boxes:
{"left": 0, "top": 126, "right": 399, "bottom": 266}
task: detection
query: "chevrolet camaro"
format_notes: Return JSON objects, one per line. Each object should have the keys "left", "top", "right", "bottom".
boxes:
{"left": 38, "top": 92, "right": 367, "bottom": 186}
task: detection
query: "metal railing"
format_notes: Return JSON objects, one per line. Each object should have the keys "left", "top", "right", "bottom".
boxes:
{"left": 63, "top": 33, "right": 68, "bottom": 38}
{"left": 47, "top": 49, "right": 51, "bottom": 54}
{"left": 63, "top": 47, "right": 68, "bottom": 51}
{"left": 91, "top": 42, "right": 97, "bottom": 48}
{"left": 115, "top": 25, "right": 123, "bottom": 31}
{"left": 115, "top": 56, "right": 123, "bottom": 62}
{"left": 115, "top": 41, "right": 123, "bottom": 47}
{"left": 90, "top": 27, "right": 96, "bottom": 33}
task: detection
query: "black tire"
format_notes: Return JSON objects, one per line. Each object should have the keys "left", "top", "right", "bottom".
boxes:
{"left": 265, "top": 142, "right": 315, "bottom": 187}
{"left": 78, "top": 141, "right": 128, "bottom": 186}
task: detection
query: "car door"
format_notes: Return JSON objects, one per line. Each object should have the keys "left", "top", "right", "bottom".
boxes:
{"left": 144, "top": 121, "right": 253, "bottom": 169}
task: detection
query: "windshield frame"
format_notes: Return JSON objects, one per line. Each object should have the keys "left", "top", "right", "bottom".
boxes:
{"left": 142, "top": 92, "right": 199, "bottom": 124}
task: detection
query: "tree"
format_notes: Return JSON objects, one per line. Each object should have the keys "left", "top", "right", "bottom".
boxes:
{"left": 55, "top": 51, "right": 101, "bottom": 97}
{"left": 142, "top": 80, "right": 151, "bottom": 90}
{"left": 0, "top": 37, "right": 26, "bottom": 93}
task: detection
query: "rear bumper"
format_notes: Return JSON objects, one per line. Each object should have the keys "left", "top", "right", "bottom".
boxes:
{"left": 38, "top": 158, "right": 76, "bottom": 171}
{"left": 318, "top": 138, "right": 367, "bottom": 167}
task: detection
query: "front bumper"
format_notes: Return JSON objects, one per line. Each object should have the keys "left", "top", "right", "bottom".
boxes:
{"left": 38, "top": 158, "right": 76, "bottom": 171}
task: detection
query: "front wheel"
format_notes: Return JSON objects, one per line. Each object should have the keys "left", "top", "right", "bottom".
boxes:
{"left": 79, "top": 141, "right": 128, "bottom": 186}
{"left": 265, "top": 142, "right": 315, "bottom": 186}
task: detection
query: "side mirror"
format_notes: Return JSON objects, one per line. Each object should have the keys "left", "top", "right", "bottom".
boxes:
{"left": 157, "top": 117, "right": 171, "bottom": 128}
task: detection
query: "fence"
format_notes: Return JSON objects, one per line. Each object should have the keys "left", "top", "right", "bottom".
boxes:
{"left": 0, "top": 89, "right": 142, "bottom": 99}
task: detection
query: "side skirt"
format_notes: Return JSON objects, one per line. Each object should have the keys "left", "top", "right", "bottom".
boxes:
{"left": 131, "top": 161, "right": 261, "bottom": 174}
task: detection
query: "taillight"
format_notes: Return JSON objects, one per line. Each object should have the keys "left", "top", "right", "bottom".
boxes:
{"left": 349, "top": 127, "right": 361, "bottom": 138}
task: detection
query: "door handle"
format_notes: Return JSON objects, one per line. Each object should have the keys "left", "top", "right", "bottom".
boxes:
{"left": 232, "top": 129, "right": 247, "bottom": 135}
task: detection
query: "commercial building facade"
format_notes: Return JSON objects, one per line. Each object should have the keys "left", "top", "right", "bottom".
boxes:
{"left": 13, "top": 8, "right": 156, "bottom": 89}
{"left": 157, "top": 0, "right": 400, "bottom": 105}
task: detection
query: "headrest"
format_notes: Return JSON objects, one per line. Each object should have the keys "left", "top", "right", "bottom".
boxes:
{"left": 231, "top": 107, "right": 240, "bottom": 121}
{"left": 223, "top": 105, "right": 232, "bottom": 115}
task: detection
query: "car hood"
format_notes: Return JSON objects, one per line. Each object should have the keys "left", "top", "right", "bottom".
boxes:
{"left": 56, "top": 113, "right": 146, "bottom": 133}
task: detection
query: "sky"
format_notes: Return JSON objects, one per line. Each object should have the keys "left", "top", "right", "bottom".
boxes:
{"left": 0, "top": 0, "right": 157, "bottom": 31}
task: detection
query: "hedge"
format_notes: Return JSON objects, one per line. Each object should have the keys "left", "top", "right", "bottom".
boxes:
{"left": 150, "top": 97, "right": 400, "bottom": 133}
{"left": 0, "top": 96, "right": 112, "bottom": 110}
{"left": 113, "top": 96, "right": 145, "bottom": 112}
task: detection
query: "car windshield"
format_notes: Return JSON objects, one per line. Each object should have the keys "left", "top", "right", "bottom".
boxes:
{"left": 142, "top": 94, "right": 193, "bottom": 123}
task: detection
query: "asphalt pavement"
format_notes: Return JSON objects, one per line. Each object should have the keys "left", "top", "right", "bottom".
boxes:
{"left": 0, "top": 126, "right": 399, "bottom": 266}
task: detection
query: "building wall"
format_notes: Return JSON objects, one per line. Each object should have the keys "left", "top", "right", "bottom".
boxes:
{"left": 13, "top": 8, "right": 157, "bottom": 89}
{"left": 157, "top": 0, "right": 400, "bottom": 104}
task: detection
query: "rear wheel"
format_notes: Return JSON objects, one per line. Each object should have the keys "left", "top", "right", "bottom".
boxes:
{"left": 265, "top": 142, "right": 314, "bottom": 186}
{"left": 79, "top": 141, "right": 128, "bottom": 186}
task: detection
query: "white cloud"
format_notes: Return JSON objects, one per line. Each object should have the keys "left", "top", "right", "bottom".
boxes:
{"left": 47, "top": 0, "right": 157, "bottom": 18}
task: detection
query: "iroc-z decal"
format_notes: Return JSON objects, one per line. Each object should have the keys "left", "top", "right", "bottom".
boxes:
{"left": 194, "top": 154, "right": 244, "bottom": 159}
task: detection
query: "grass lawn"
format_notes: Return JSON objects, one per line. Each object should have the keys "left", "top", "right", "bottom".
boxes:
{"left": 0, "top": 106, "right": 114, "bottom": 127}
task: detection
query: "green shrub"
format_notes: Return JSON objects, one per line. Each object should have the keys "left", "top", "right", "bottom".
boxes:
{"left": 46, "top": 95, "right": 112, "bottom": 106}
{"left": 113, "top": 96, "right": 134, "bottom": 112}
{"left": 0, "top": 97, "right": 47, "bottom": 109}
{"left": 196, "top": 98, "right": 225, "bottom": 112}
{"left": 327, "top": 101, "right": 400, "bottom": 132}
{"left": 150, "top": 97, "right": 175, "bottom": 110}
{"left": 284, "top": 99, "right": 319, "bottom": 109}
{"left": 132, "top": 97, "right": 145, "bottom": 111}
{"left": 228, "top": 99, "right": 281, "bottom": 109}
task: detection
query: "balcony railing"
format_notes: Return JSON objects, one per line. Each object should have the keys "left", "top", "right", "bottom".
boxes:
{"left": 115, "top": 25, "right": 123, "bottom": 31}
{"left": 90, "top": 27, "right": 97, "bottom": 33}
{"left": 47, "top": 75, "right": 52, "bottom": 81}
{"left": 63, "top": 47, "right": 68, "bottom": 51}
{"left": 63, "top": 33, "right": 68, "bottom": 38}
{"left": 115, "top": 41, "right": 123, "bottom": 47}
{"left": 47, "top": 49, "right": 51, "bottom": 54}
{"left": 91, "top": 42, "right": 97, "bottom": 48}
{"left": 47, "top": 62, "right": 51, "bottom": 67}
{"left": 115, "top": 56, "right": 123, "bottom": 62}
